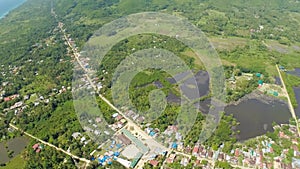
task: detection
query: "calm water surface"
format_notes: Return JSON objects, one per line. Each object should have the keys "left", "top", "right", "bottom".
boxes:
{"left": 287, "top": 68, "right": 300, "bottom": 77}
{"left": 0, "top": 136, "right": 29, "bottom": 164}
{"left": 293, "top": 87, "right": 300, "bottom": 118}
{"left": 168, "top": 71, "right": 292, "bottom": 141}
{"left": 0, "top": 0, "right": 26, "bottom": 19}
{"left": 0, "top": 143, "right": 9, "bottom": 164}
{"left": 225, "top": 99, "right": 291, "bottom": 141}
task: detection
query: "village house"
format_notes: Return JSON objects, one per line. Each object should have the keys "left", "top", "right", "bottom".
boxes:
{"left": 136, "top": 116, "right": 145, "bottom": 123}
{"left": 200, "top": 149, "right": 207, "bottom": 158}
{"left": 10, "top": 101, "right": 23, "bottom": 110}
{"left": 207, "top": 151, "right": 213, "bottom": 159}
{"left": 115, "top": 115, "right": 123, "bottom": 121}
{"left": 177, "top": 142, "right": 184, "bottom": 152}
{"left": 180, "top": 157, "right": 189, "bottom": 167}
{"left": 279, "top": 131, "right": 290, "bottom": 139}
{"left": 95, "top": 117, "right": 102, "bottom": 123}
{"left": 4, "top": 94, "right": 19, "bottom": 102}
{"left": 32, "top": 143, "right": 42, "bottom": 153}
{"left": 235, "top": 148, "right": 240, "bottom": 157}
{"left": 72, "top": 132, "right": 81, "bottom": 139}
{"left": 166, "top": 153, "right": 176, "bottom": 163}
{"left": 80, "top": 137, "right": 86, "bottom": 143}
{"left": 218, "top": 153, "right": 225, "bottom": 161}
{"left": 192, "top": 144, "right": 199, "bottom": 156}
{"left": 149, "top": 160, "right": 159, "bottom": 167}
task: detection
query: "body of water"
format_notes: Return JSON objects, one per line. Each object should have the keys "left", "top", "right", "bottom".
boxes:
{"left": 0, "top": 136, "right": 29, "bottom": 164}
{"left": 225, "top": 98, "right": 291, "bottom": 141}
{"left": 293, "top": 87, "right": 300, "bottom": 118}
{"left": 287, "top": 68, "right": 300, "bottom": 77}
{"left": 0, "top": 0, "right": 26, "bottom": 19}
{"left": 168, "top": 71, "right": 292, "bottom": 141}
{"left": 0, "top": 143, "right": 9, "bottom": 164}
{"left": 274, "top": 76, "right": 282, "bottom": 86}
{"left": 287, "top": 68, "right": 300, "bottom": 118}
{"left": 165, "top": 70, "right": 210, "bottom": 113}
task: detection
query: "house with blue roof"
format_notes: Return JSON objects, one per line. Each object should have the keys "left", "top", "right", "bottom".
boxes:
{"left": 114, "top": 152, "right": 120, "bottom": 157}
{"left": 171, "top": 142, "right": 178, "bottom": 149}
{"left": 149, "top": 131, "right": 156, "bottom": 137}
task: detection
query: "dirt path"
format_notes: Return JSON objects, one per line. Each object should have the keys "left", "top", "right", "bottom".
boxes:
{"left": 276, "top": 65, "right": 300, "bottom": 136}
{"left": 9, "top": 123, "right": 91, "bottom": 166}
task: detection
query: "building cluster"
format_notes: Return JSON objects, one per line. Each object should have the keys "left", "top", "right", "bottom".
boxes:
{"left": 109, "top": 113, "right": 127, "bottom": 131}
{"left": 144, "top": 122, "right": 300, "bottom": 169}
{"left": 124, "top": 110, "right": 145, "bottom": 124}
{"left": 1, "top": 18, "right": 299, "bottom": 169}
{"left": 1, "top": 85, "right": 69, "bottom": 116}
{"left": 90, "top": 128, "right": 159, "bottom": 168}
{"left": 32, "top": 143, "right": 44, "bottom": 153}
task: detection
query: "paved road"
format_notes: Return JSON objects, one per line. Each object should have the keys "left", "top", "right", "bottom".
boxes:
{"left": 61, "top": 23, "right": 257, "bottom": 169}
{"left": 9, "top": 123, "right": 91, "bottom": 166}
{"left": 57, "top": 8, "right": 262, "bottom": 168}
{"left": 276, "top": 65, "right": 300, "bottom": 136}
{"left": 60, "top": 22, "right": 171, "bottom": 169}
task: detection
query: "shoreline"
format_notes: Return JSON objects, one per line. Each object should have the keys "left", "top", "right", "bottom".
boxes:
{"left": 0, "top": 0, "right": 26, "bottom": 20}
{"left": 229, "top": 89, "right": 288, "bottom": 106}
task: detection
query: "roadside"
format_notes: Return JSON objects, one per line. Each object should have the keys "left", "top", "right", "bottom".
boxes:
{"left": 276, "top": 64, "right": 300, "bottom": 136}
{"left": 8, "top": 124, "right": 91, "bottom": 166}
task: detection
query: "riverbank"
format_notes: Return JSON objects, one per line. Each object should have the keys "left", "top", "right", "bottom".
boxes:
{"left": 229, "top": 89, "right": 287, "bottom": 106}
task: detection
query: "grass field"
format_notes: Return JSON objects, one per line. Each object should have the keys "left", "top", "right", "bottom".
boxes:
{"left": 0, "top": 154, "right": 25, "bottom": 169}
{"left": 209, "top": 37, "right": 248, "bottom": 50}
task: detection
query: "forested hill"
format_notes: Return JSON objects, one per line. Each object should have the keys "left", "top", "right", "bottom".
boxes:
{"left": 52, "top": 0, "right": 300, "bottom": 47}
{"left": 1, "top": 0, "right": 300, "bottom": 100}
{"left": 1, "top": 0, "right": 300, "bottom": 66}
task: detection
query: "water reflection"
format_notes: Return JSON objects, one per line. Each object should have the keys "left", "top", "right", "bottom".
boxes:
{"left": 0, "top": 137, "right": 29, "bottom": 164}
{"left": 293, "top": 87, "right": 300, "bottom": 118}
{"left": 225, "top": 98, "right": 291, "bottom": 141}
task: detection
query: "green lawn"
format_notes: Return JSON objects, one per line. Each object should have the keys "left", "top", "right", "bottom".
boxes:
{"left": 0, "top": 154, "right": 25, "bottom": 169}
{"left": 209, "top": 37, "right": 248, "bottom": 50}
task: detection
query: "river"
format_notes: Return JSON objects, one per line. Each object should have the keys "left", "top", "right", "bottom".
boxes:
{"left": 0, "top": 0, "right": 26, "bottom": 19}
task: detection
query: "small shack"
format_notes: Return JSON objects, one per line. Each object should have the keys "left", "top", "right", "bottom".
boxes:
{"left": 256, "top": 73, "right": 262, "bottom": 78}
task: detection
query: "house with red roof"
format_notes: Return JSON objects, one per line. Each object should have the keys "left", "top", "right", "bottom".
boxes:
{"left": 4, "top": 97, "right": 11, "bottom": 102}
{"left": 166, "top": 154, "right": 176, "bottom": 163}
{"left": 235, "top": 148, "right": 240, "bottom": 157}
{"left": 192, "top": 145, "right": 199, "bottom": 156}
{"left": 32, "top": 143, "right": 42, "bottom": 153}
{"left": 32, "top": 143, "right": 39, "bottom": 150}
{"left": 149, "top": 160, "right": 159, "bottom": 167}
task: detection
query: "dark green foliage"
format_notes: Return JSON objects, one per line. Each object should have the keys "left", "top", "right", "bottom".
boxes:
{"left": 1, "top": 0, "right": 300, "bottom": 168}
{"left": 215, "top": 161, "right": 233, "bottom": 169}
